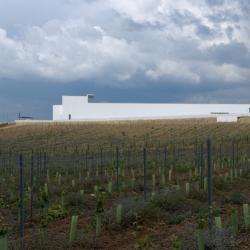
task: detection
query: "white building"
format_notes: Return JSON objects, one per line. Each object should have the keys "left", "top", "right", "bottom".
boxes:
{"left": 53, "top": 94, "right": 250, "bottom": 122}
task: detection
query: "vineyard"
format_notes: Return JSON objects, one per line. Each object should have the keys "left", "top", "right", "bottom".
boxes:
{"left": 1, "top": 119, "right": 250, "bottom": 249}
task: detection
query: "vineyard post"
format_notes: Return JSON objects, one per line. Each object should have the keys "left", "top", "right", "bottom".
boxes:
{"left": 219, "top": 142, "right": 223, "bottom": 169}
{"left": 143, "top": 147, "right": 147, "bottom": 201}
{"left": 19, "top": 153, "right": 24, "bottom": 250}
{"left": 30, "top": 150, "right": 34, "bottom": 222}
{"left": 44, "top": 151, "right": 47, "bottom": 180}
{"left": 207, "top": 138, "right": 212, "bottom": 234}
{"left": 200, "top": 144, "right": 204, "bottom": 189}
{"left": 195, "top": 141, "right": 199, "bottom": 172}
{"left": 100, "top": 146, "right": 103, "bottom": 177}
{"left": 8, "top": 150, "right": 11, "bottom": 174}
{"left": 37, "top": 151, "right": 40, "bottom": 179}
{"left": 127, "top": 147, "right": 130, "bottom": 167}
{"left": 236, "top": 141, "right": 239, "bottom": 166}
{"left": 232, "top": 141, "right": 235, "bottom": 177}
{"left": 173, "top": 145, "right": 177, "bottom": 184}
{"left": 85, "top": 147, "right": 88, "bottom": 171}
{"left": 74, "top": 146, "right": 78, "bottom": 177}
{"left": 164, "top": 146, "right": 167, "bottom": 177}
{"left": 116, "top": 146, "right": 119, "bottom": 191}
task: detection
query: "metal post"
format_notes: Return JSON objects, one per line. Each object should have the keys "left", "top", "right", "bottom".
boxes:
{"left": 207, "top": 138, "right": 212, "bottom": 233}
{"left": 85, "top": 148, "right": 88, "bottom": 171}
{"left": 232, "top": 141, "right": 235, "bottom": 177}
{"left": 116, "top": 146, "right": 119, "bottom": 191}
{"left": 44, "top": 151, "right": 47, "bottom": 179}
{"left": 100, "top": 147, "right": 103, "bottom": 177}
{"left": 219, "top": 143, "right": 223, "bottom": 169}
{"left": 143, "top": 147, "right": 147, "bottom": 201}
{"left": 173, "top": 146, "right": 177, "bottom": 184}
{"left": 30, "top": 151, "right": 34, "bottom": 222}
{"left": 164, "top": 146, "right": 167, "bottom": 176}
{"left": 19, "top": 153, "right": 24, "bottom": 250}
{"left": 200, "top": 144, "right": 204, "bottom": 189}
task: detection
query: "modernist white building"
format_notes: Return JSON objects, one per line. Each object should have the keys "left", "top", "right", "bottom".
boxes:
{"left": 53, "top": 94, "right": 250, "bottom": 122}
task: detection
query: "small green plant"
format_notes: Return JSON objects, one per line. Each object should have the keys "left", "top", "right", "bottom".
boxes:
{"left": 170, "top": 234, "right": 183, "bottom": 250}
{"left": 47, "top": 205, "right": 66, "bottom": 221}
{"left": 197, "top": 218, "right": 207, "bottom": 230}
{"left": 134, "top": 234, "right": 156, "bottom": 249}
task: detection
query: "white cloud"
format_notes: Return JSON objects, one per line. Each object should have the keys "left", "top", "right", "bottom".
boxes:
{"left": 0, "top": 0, "right": 249, "bottom": 86}
{"left": 0, "top": 20, "right": 139, "bottom": 83}
{"left": 146, "top": 60, "right": 201, "bottom": 83}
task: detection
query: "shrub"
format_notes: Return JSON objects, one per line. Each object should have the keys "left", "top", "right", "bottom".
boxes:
{"left": 227, "top": 191, "right": 247, "bottom": 205}
{"left": 0, "top": 225, "right": 8, "bottom": 237}
{"left": 104, "top": 197, "right": 162, "bottom": 230}
{"left": 47, "top": 205, "right": 66, "bottom": 221}
{"left": 213, "top": 176, "right": 230, "bottom": 191}
{"left": 189, "top": 190, "right": 207, "bottom": 202}
{"left": 64, "top": 192, "right": 85, "bottom": 207}
{"left": 166, "top": 213, "right": 187, "bottom": 225}
{"left": 151, "top": 189, "right": 187, "bottom": 212}
{"left": 0, "top": 196, "right": 7, "bottom": 209}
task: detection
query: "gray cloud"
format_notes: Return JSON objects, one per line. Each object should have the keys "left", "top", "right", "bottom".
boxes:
{"left": 0, "top": 0, "right": 250, "bottom": 120}
{"left": 205, "top": 0, "right": 225, "bottom": 6}
{"left": 208, "top": 42, "right": 250, "bottom": 67}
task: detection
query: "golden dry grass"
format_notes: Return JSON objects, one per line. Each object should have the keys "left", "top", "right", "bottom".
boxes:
{"left": 0, "top": 118, "right": 250, "bottom": 152}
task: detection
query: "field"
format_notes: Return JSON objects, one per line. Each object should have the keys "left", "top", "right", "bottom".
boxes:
{"left": 1, "top": 118, "right": 250, "bottom": 249}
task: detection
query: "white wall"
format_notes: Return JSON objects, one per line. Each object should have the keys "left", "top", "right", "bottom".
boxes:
{"left": 216, "top": 115, "right": 239, "bottom": 123}
{"left": 53, "top": 105, "right": 63, "bottom": 120}
{"left": 53, "top": 96, "right": 250, "bottom": 121}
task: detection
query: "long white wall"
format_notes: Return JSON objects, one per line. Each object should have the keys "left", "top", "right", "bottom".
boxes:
{"left": 53, "top": 96, "right": 250, "bottom": 121}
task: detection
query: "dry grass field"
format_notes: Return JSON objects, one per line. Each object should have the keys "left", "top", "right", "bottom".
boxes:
{"left": 0, "top": 118, "right": 250, "bottom": 151}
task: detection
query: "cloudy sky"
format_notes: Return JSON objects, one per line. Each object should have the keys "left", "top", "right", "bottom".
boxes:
{"left": 0, "top": 0, "right": 249, "bottom": 120}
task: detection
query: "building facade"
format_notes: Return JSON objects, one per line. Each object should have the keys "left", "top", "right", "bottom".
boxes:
{"left": 53, "top": 95, "right": 250, "bottom": 122}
